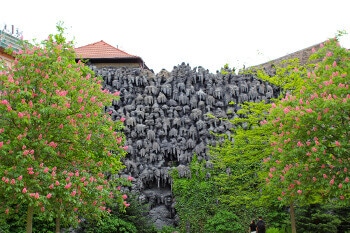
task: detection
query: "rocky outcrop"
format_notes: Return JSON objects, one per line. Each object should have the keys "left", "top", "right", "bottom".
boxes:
{"left": 91, "top": 62, "right": 280, "bottom": 229}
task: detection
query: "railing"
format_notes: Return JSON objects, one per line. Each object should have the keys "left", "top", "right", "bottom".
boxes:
{"left": 0, "top": 29, "right": 23, "bottom": 52}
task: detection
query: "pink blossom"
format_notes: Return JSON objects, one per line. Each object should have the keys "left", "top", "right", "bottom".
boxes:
{"left": 305, "top": 108, "right": 313, "bottom": 113}
{"left": 114, "top": 91, "right": 120, "bottom": 96}
{"left": 330, "top": 179, "right": 334, "bottom": 185}
{"left": 116, "top": 137, "right": 122, "bottom": 144}
{"left": 117, "top": 186, "right": 121, "bottom": 190}
{"left": 323, "top": 174, "right": 328, "bottom": 179}
{"left": 1, "top": 99, "right": 9, "bottom": 105}
{"left": 47, "top": 193, "right": 52, "bottom": 199}
{"left": 17, "top": 175, "right": 23, "bottom": 181}
{"left": 10, "top": 179, "right": 15, "bottom": 185}
{"left": 335, "top": 141, "right": 341, "bottom": 147}
{"left": 120, "top": 117, "right": 126, "bottom": 122}
{"left": 22, "top": 187, "right": 27, "bottom": 193}
{"left": 123, "top": 201, "right": 130, "bottom": 207}
{"left": 340, "top": 195, "right": 345, "bottom": 200}
{"left": 64, "top": 183, "right": 72, "bottom": 189}
{"left": 43, "top": 167, "right": 49, "bottom": 173}
{"left": 86, "top": 134, "right": 92, "bottom": 141}
{"left": 260, "top": 119, "right": 267, "bottom": 125}
{"left": 71, "top": 190, "right": 77, "bottom": 196}
{"left": 338, "top": 183, "right": 343, "bottom": 189}
{"left": 127, "top": 176, "right": 134, "bottom": 181}
{"left": 312, "top": 177, "right": 317, "bottom": 182}
{"left": 49, "top": 184, "right": 54, "bottom": 189}
{"left": 297, "top": 190, "right": 302, "bottom": 195}
{"left": 18, "top": 112, "right": 24, "bottom": 118}
{"left": 345, "top": 177, "right": 349, "bottom": 183}
{"left": 48, "top": 141, "right": 57, "bottom": 148}
{"left": 283, "top": 107, "right": 290, "bottom": 114}
{"left": 297, "top": 141, "right": 303, "bottom": 147}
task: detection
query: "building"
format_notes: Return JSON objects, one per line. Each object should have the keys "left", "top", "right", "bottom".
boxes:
{"left": 0, "top": 27, "right": 23, "bottom": 66}
{"left": 247, "top": 41, "right": 325, "bottom": 75}
{"left": 74, "top": 40, "right": 149, "bottom": 70}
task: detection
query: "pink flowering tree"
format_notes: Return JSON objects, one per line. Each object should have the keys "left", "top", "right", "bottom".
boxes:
{"left": 0, "top": 24, "right": 129, "bottom": 233}
{"left": 263, "top": 38, "right": 350, "bottom": 232}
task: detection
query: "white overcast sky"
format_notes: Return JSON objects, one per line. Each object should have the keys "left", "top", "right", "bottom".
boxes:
{"left": 2, "top": 0, "right": 350, "bottom": 74}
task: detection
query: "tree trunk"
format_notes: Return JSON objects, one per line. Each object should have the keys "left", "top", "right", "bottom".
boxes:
{"left": 55, "top": 216, "right": 61, "bottom": 233}
{"left": 290, "top": 202, "right": 297, "bottom": 233}
{"left": 26, "top": 205, "right": 34, "bottom": 233}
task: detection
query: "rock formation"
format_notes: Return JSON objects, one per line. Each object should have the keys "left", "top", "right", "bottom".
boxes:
{"left": 90, "top": 62, "right": 280, "bottom": 229}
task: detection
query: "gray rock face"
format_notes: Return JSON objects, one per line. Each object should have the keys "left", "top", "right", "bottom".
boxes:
{"left": 90, "top": 63, "right": 280, "bottom": 229}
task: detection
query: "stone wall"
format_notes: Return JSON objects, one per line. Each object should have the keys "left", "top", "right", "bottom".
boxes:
{"left": 91, "top": 62, "right": 280, "bottom": 228}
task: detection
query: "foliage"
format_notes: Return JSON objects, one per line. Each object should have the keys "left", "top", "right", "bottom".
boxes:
{"left": 220, "top": 63, "right": 236, "bottom": 75}
{"left": 204, "top": 210, "right": 244, "bottom": 233}
{"left": 117, "top": 193, "right": 158, "bottom": 233}
{"left": 208, "top": 58, "right": 306, "bottom": 230}
{"left": 0, "top": 22, "right": 128, "bottom": 232}
{"left": 264, "top": 38, "right": 350, "bottom": 206}
{"left": 266, "top": 227, "right": 285, "bottom": 233}
{"left": 211, "top": 101, "right": 273, "bottom": 208}
{"left": 81, "top": 215, "right": 137, "bottom": 233}
{"left": 171, "top": 156, "right": 218, "bottom": 233}
{"left": 0, "top": 204, "right": 56, "bottom": 233}
{"left": 295, "top": 204, "right": 341, "bottom": 233}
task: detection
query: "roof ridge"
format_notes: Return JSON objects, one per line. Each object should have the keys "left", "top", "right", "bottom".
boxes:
{"left": 74, "top": 40, "right": 140, "bottom": 59}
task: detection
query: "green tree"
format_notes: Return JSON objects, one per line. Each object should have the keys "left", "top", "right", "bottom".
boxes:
{"left": 210, "top": 59, "right": 306, "bottom": 230}
{"left": 264, "top": 38, "right": 350, "bottom": 232}
{"left": 0, "top": 23, "right": 128, "bottom": 233}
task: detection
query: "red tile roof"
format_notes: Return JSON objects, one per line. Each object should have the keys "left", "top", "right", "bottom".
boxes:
{"left": 74, "top": 40, "right": 139, "bottom": 59}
